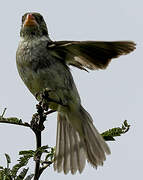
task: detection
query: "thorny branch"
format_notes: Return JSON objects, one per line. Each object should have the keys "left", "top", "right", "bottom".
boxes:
{"left": 0, "top": 90, "right": 56, "bottom": 180}
{"left": 0, "top": 89, "right": 131, "bottom": 179}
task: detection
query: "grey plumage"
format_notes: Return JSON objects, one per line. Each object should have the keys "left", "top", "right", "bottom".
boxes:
{"left": 54, "top": 106, "right": 110, "bottom": 174}
{"left": 16, "top": 12, "right": 136, "bottom": 174}
{"left": 54, "top": 112, "right": 86, "bottom": 174}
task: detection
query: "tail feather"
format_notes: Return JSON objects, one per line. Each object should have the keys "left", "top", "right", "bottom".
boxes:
{"left": 73, "top": 131, "right": 86, "bottom": 173}
{"left": 84, "top": 123, "right": 105, "bottom": 166}
{"left": 83, "top": 116, "right": 109, "bottom": 167}
{"left": 63, "top": 118, "right": 70, "bottom": 174}
{"left": 69, "top": 124, "right": 78, "bottom": 174}
{"left": 87, "top": 119, "right": 110, "bottom": 155}
{"left": 54, "top": 114, "right": 86, "bottom": 174}
{"left": 54, "top": 106, "right": 110, "bottom": 174}
{"left": 54, "top": 115, "right": 64, "bottom": 172}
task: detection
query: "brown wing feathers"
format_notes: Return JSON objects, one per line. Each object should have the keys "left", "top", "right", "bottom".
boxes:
{"left": 48, "top": 41, "right": 136, "bottom": 70}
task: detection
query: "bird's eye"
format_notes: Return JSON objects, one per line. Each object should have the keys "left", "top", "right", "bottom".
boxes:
{"left": 36, "top": 15, "right": 43, "bottom": 23}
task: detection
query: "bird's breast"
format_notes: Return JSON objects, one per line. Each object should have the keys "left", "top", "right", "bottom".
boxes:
{"left": 17, "top": 43, "right": 70, "bottom": 89}
{"left": 16, "top": 38, "right": 81, "bottom": 110}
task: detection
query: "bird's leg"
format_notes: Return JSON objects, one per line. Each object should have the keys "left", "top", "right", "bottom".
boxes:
{"left": 41, "top": 89, "right": 67, "bottom": 107}
{"left": 34, "top": 89, "right": 67, "bottom": 118}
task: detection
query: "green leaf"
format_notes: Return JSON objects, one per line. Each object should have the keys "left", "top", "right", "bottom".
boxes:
{"left": 19, "top": 150, "right": 34, "bottom": 156}
{"left": 16, "top": 168, "right": 29, "bottom": 180}
{"left": 41, "top": 147, "right": 55, "bottom": 167}
{"left": 3, "top": 167, "right": 12, "bottom": 179}
{"left": 12, "top": 160, "right": 28, "bottom": 177}
{"left": 5, "top": 154, "right": 11, "bottom": 164}
{"left": 0, "top": 171, "right": 4, "bottom": 179}
{"left": 11, "top": 153, "right": 33, "bottom": 177}
{"left": 24, "top": 174, "right": 34, "bottom": 180}
{"left": 5, "top": 154, "right": 11, "bottom": 170}
{"left": 5, "top": 117, "right": 22, "bottom": 124}
{"left": 101, "top": 120, "right": 131, "bottom": 141}
{"left": 102, "top": 136, "right": 115, "bottom": 141}
{"left": 35, "top": 145, "right": 49, "bottom": 154}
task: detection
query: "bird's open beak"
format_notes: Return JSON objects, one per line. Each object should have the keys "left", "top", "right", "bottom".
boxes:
{"left": 23, "top": 14, "right": 38, "bottom": 27}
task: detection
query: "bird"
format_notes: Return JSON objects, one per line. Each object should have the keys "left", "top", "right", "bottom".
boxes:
{"left": 16, "top": 12, "right": 136, "bottom": 174}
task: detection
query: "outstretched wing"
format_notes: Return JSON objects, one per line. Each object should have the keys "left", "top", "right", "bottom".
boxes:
{"left": 47, "top": 41, "right": 136, "bottom": 71}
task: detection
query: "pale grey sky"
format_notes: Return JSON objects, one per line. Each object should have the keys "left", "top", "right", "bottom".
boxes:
{"left": 0, "top": 0, "right": 142, "bottom": 179}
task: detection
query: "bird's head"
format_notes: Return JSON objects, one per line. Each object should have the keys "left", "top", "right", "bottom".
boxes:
{"left": 20, "top": 12, "right": 49, "bottom": 39}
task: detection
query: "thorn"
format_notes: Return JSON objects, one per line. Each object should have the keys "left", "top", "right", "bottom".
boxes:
{"left": 1, "top": 108, "right": 7, "bottom": 117}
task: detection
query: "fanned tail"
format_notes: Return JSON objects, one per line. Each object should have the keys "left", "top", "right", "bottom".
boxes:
{"left": 54, "top": 105, "right": 110, "bottom": 174}
{"left": 54, "top": 113, "right": 86, "bottom": 174}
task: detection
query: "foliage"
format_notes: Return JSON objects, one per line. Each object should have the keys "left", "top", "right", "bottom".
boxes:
{"left": 0, "top": 146, "right": 54, "bottom": 180}
{"left": 102, "top": 120, "right": 130, "bottom": 141}
{"left": 0, "top": 91, "right": 131, "bottom": 179}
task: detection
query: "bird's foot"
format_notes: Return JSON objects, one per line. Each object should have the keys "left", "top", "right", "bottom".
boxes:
{"left": 41, "top": 89, "right": 67, "bottom": 107}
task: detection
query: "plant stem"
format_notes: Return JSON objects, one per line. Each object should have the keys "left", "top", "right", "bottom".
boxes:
{"left": 33, "top": 103, "right": 46, "bottom": 180}
{"left": 34, "top": 131, "right": 42, "bottom": 180}
{"left": 0, "top": 117, "right": 30, "bottom": 128}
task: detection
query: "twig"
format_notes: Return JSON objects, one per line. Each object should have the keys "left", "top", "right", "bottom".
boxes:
{"left": 39, "top": 162, "right": 53, "bottom": 176}
{"left": 31, "top": 103, "right": 47, "bottom": 180}
{"left": 34, "top": 131, "right": 42, "bottom": 180}
{"left": 0, "top": 117, "right": 30, "bottom": 128}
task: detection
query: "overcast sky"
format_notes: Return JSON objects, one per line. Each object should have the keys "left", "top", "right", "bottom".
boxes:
{"left": 0, "top": 0, "right": 142, "bottom": 179}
